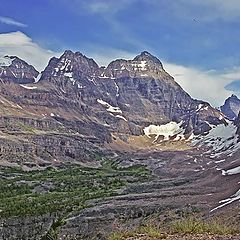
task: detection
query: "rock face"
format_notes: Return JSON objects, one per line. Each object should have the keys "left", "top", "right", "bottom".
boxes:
{"left": 1, "top": 214, "right": 54, "bottom": 240}
{"left": 0, "top": 56, "right": 39, "bottom": 84}
{"left": 0, "top": 50, "right": 225, "bottom": 166}
{"left": 220, "top": 94, "right": 240, "bottom": 120}
{"left": 40, "top": 50, "right": 224, "bottom": 130}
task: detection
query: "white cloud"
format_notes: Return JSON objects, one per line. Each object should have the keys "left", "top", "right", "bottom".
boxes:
{"left": 164, "top": 62, "right": 236, "bottom": 107}
{"left": 0, "top": 16, "right": 27, "bottom": 27}
{"left": 0, "top": 31, "right": 60, "bottom": 71}
{"left": 141, "top": 0, "right": 240, "bottom": 22}
{"left": 71, "top": 0, "right": 136, "bottom": 15}
{"left": 87, "top": 1, "right": 115, "bottom": 14}
{"left": 185, "top": 0, "right": 240, "bottom": 21}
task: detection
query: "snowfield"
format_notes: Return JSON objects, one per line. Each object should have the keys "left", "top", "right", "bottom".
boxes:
{"left": 143, "top": 121, "right": 184, "bottom": 141}
{"left": 193, "top": 121, "right": 240, "bottom": 157}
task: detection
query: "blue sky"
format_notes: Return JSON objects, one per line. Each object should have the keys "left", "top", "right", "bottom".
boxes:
{"left": 1, "top": 0, "right": 240, "bottom": 106}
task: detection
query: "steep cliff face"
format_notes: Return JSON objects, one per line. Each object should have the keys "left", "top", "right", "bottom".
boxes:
{"left": 39, "top": 50, "right": 224, "bottom": 133}
{"left": 221, "top": 94, "right": 240, "bottom": 120}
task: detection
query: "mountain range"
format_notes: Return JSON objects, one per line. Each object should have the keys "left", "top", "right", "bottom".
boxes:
{"left": 0, "top": 51, "right": 228, "bottom": 163}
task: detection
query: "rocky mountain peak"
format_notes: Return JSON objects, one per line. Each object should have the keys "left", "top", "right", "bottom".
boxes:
{"left": 230, "top": 94, "right": 239, "bottom": 99}
{"left": 220, "top": 94, "right": 240, "bottom": 120}
{"left": 0, "top": 55, "right": 39, "bottom": 84}
{"left": 58, "top": 50, "right": 99, "bottom": 71}
{"left": 133, "top": 51, "right": 163, "bottom": 67}
{"left": 104, "top": 51, "right": 165, "bottom": 79}
{"left": 41, "top": 50, "right": 100, "bottom": 82}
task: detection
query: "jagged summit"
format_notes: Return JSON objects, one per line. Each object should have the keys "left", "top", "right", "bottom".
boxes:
{"left": 104, "top": 51, "right": 165, "bottom": 79}
{"left": 133, "top": 51, "right": 163, "bottom": 67}
{"left": 40, "top": 50, "right": 100, "bottom": 82}
{"left": 0, "top": 55, "right": 32, "bottom": 68}
{"left": 230, "top": 94, "right": 239, "bottom": 99}
{"left": 221, "top": 94, "right": 240, "bottom": 120}
{"left": 0, "top": 55, "right": 38, "bottom": 84}
{"left": 34, "top": 50, "right": 169, "bottom": 83}
{"left": 61, "top": 50, "right": 97, "bottom": 63}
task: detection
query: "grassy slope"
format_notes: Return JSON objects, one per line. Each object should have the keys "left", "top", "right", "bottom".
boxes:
{"left": 108, "top": 218, "right": 240, "bottom": 240}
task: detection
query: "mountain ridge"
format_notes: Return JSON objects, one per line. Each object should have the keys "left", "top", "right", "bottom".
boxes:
{"left": 0, "top": 50, "right": 232, "bottom": 170}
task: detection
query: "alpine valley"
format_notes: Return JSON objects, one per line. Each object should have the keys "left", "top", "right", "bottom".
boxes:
{"left": 0, "top": 51, "right": 239, "bottom": 240}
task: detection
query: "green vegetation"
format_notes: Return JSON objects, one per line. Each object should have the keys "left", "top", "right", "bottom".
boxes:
{"left": 108, "top": 225, "right": 167, "bottom": 240}
{"left": 41, "top": 218, "right": 66, "bottom": 240}
{"left": 171, "top": 218, "right": 240, "bottom": 235}
{"left": 0, "top": 160, "right": 150, "bottom": 218}
{"left": 108, "top": 218, "right": 240, "bottom": 240}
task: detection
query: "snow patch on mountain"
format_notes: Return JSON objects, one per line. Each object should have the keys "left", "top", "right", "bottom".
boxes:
{"left": 210, "top": 189, "right": 240, "bottom": 212}
{"left": 114, "top": 82, "right": 119, "bottom": 97}
{"left": 64, "top": 72, "right": 76, "bottom": 85}
{"left": 132, "top": 60, "right": 147, "bottom": 71}
{"left": 99, "top": 73, "right": 108, "bottom": 79}
{"left": 60, "top": 58, "right": 71, "bottom": 71}
{"left": 193, "top": 122, "right": 240, "bottom": 157}
{"left": 97, "top": 99, "right": 122, "bottom": 114}
{"left": 64, "top": 72, "right": 73, "bottom": 78}
{"left": 20, "top": 84, "right": 37, "bottom": 90}
{"left": 222, "top": 165, "right": 240, "bottom": 175}
{"left": 143, "top": 121, "right": 184, "bottom": 141}
{"left": 115, "top": 115, "right": 127, "bottom": 121}
{"left": 196, "top": 103, "right": 209, "bottom": 112}
{"left": 196, "top": 104, "right": 204, "bottom": 112}
{"left": 34, "top": 73, "right": 42, "bottom": 83}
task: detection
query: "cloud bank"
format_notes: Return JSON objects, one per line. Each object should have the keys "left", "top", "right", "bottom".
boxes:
{"left": 163, "top": 63, "right": 235, "bottom": 107}
{"left": 0, "top": 31, "right": 59, "bottom": 71}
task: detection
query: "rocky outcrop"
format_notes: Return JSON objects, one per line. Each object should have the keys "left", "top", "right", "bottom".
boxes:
{"left": 220, "top": 94, "right": 240, "bottom": 120}
{"left": 0, "top": 214, "right": 55, "bottom": 240}
{"left": 0, "top": 56, "right": 39, "bottom": 84}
